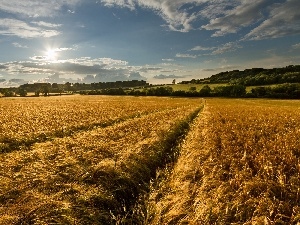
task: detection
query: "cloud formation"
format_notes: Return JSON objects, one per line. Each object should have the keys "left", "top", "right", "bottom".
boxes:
{"left": 0, "top": 0, "right": 80, "bottom": 17}
{"left": 31, "top": 21, "right": 62, "bottom": 28}
{"left": 0, "top": 19, "right": 60, "bottom": 38}
{"left": 100, "top": 0, "right": 200, "bottom": 32}
{"left": 100, "top": 0, "right": 261, "bottom": 34}
{"left": 175, "top": 53, "right": 197, "bottom": 58}
{"left": 202, "top": 0, "right": 266, "bottom": 37}
{"left": 0, "top": 56, "right": 149, "bottom": 84}
{"left": 0, "top": 54, "right": 196, "bottom": 85}
{"left": 100, "top": 0, "right": 300, "bottom": 41}
{"left": 190, "top": 46, "right": 216, "bottom": 51}
{"left": 186, "top": 42, "right": 241, "bottom": 56}
{"left": 245, "top": 0, "right": 300, "bottom": 40}
{"left": 211, "top": 42, "right": 242, "bottom": 55}
{"left": 292, "top": 43, "right": 300, "bottom": 49}
{"left": 162, "top": 58, "right": 174, "bottom": 62}
{"left": 1, "top": 0, "right": 299, "bottom": 41}
{"left": 12, "top": 42, "right": 28, "bottom": 48}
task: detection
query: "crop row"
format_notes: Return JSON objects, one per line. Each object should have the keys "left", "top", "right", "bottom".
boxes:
{"left": 0, "top": 100, "right": 203, "bottom": 224}
{"left": 147, "top": 99, "right": 300, "bottom": 224}
{"left": 0, "top": 95, "right": 202, "bottom": 153}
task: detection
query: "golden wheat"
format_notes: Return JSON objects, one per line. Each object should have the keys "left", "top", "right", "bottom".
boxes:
{"left": 0, "top": 95, "right": 202, "bottom": 152}
{"left": 0, "top": 96, "right": 203, "bottom": 224}
{"left": 147, "top": 98, "right": 300, "bottom": 224}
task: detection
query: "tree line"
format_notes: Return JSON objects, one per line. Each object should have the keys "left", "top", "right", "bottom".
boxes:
{"left": 0, "top": 80, "right": 149, "bottom": 97}
{"left": 181, "top": 65, "right": 300, "bottom": 86}
{"left": 2, "top": 83, "right": 299, "bottom": 99}
{"left": 80, "top": 83, "right": 300, "bottom": 99}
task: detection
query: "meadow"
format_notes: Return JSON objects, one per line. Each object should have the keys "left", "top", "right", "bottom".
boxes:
{"left": 0, "top": 96, "right": 300, "bottom": 224}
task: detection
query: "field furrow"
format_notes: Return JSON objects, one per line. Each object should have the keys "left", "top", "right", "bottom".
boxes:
{"left": 145, "top": 105, "right": 210, "bottom": 225}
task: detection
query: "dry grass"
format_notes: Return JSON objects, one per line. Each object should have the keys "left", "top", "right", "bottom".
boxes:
{"left": 0, "top": 96, "right": 203, "bottom": 224}
{"left": 147, "top": 98, "right": 300, "bottom": 224}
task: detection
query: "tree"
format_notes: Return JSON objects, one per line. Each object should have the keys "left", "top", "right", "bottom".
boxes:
{"left": 230, "top": 85, "right": 246, "bottom": 97}
{"left": 199, "top": 85, "right": 211, "bottom": 96}
{"left": 3, "top": 90, "right": 15, "bottom": 97}
{"left": 42, "top": 86, "right": 50, "bottom": 97}
{"left": 213, "top": 85, "right": 246, "bottom": 97}
{"left": 251, "top": 87, "right": 267, "bottom": 97}
{"left": 17, "top": 88, "right": 27, "bottom": 97}
{"left": 35, "top": 89, "right": 40, "bottom": 97}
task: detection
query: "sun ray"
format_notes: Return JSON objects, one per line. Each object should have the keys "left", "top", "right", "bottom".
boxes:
{"left": 45, "top": 49, "right": 58, "bottom": 61}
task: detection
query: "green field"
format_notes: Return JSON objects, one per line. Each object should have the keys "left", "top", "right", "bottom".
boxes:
{"left": 165, "top": 83, "right": 225, "bottom": 91}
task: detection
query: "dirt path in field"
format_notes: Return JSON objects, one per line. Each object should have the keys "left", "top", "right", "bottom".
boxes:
{"left": 143, "top": 104, "right": 211, "bottom": 224}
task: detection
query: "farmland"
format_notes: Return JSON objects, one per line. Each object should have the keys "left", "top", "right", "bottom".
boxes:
{"left": 147, "top": 98, "right": 300, "bottom": 224}
{"left": 1, "top": 96, "right": 300, "bottom": 224}
{"left": 0, "top": 96, "right": 201, "bottom": 153}
{"left": 0, "top": 96, "right": 203, "bottom": 224}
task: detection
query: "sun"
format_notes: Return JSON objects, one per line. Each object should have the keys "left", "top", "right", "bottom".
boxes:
{"left": 45, "top": 49, "right": 58, "bottom": 61}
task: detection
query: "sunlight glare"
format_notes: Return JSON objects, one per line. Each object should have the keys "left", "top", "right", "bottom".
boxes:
{"left": 45, "top": 49, "right": 58, "bottom": 61}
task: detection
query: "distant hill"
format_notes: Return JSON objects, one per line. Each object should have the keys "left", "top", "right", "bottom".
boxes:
{"left": 180, "top": 65, "right": 300, "bottom": 86}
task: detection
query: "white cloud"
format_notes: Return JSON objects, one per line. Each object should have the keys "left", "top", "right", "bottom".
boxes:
{"left": 0, "top": 56, "right": 192, "bottom": 85}
{"left": 0, "top": 0, "right": 81, "bottom": 17}
{"left": 190, "top": 45, "right": 216, "bottom": 51}
{"left": 99, "top": 0, "right": 265, "bottom": 34}
{"left": 138, "top": 66, "right": 162, "bottom": 73}
{"left": 202, "top": 0, "right": 266, "bottom": 37}
{"left": 55, "top": 47, "right": 73, "bottom": 52}
{"left": 102, "top": 0, "right": 136, "bottom": 10}
{"left": 1, "top": 57, "right": 130, "bottom": 78}
{"left": 292, "top": 43, "right": 300, "bottom": 49}
{"left": 211, "top": 42, "right": 242, "bottom": 55}
{"left": 29, "top": 56, "right": 48, "bottom": 61}
{"left": 175, "top": 53, "right": 197, "bottom": 58}
{"left": 12, "top": 42, "right": 28, "bottom": 48}
{"left": 245, "top": 0, "right": 300, "bottom": 40}
{"left": 187, "top": 42, "right": 241, "bottom": 56}
{"left": 31, "top": 21, "right": 62, "bottom": 28}
{"left": 162, "top": 58, "right": 174, "bottom": 62}
{"left": 0, "top": 58, "right": 139, "bottom": 84}
{"left": 100, "top": 0, "right": 300, "bottom": 39}
{"left": 0, "top": 19, "right": 60, "bottom": 38}
{"left": 100, "top": 0, "right": 205, "bottom": 32}
{"left": 199, "top": 1, "right": 239, "bottom": 20}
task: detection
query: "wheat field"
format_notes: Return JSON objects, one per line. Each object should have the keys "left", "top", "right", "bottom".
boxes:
{"left": 0, "top": 95, "right": 201, "bottom": 153}
{"left": 0, "top": 95, "right": 203, "bottom": 224}
{"left": 1, "top": 96, "right": 299, "bottom": 224}
{"left": 147, "top": 98, "right": 300, "bottom": 224}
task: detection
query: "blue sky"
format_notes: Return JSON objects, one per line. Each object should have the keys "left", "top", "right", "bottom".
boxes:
{"left": 0, "top": 0, "right": 300, "bottom": 87}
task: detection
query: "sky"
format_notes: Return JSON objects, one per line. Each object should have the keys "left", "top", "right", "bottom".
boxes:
{"left": 0, "top": 0, "right": 300, "bottom": 87}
